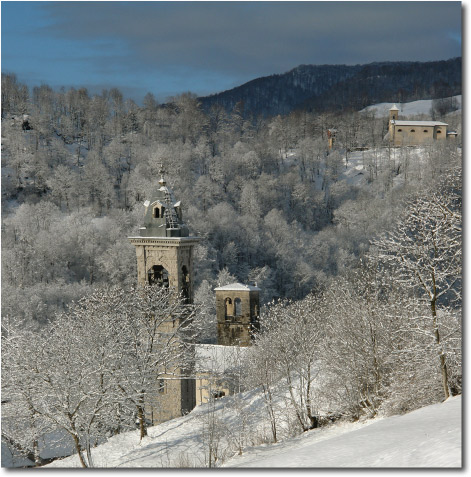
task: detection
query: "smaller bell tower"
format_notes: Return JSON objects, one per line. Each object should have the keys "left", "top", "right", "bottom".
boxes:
{"left": 389, "top": 104, "right": 399, "bottom": 122}
{"left": 388, "top": 104, "right": 400, "bottom": 143}
{"left": 215, "top": 283, "right": 260, "bottom": 346}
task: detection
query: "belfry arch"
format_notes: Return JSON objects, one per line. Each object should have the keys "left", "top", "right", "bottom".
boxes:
{"left": 224, "top": 297, "right": 233, "bottom": 318}
{"left": 181, "top": 265, "right": 190, "bottom": 303}
{"left": 147, "top": 265, "right": 169, "bottom": 287}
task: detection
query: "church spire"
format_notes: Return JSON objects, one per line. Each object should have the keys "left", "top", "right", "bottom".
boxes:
{"left": 138, "top": 163, "right": 188, "bottom": 238}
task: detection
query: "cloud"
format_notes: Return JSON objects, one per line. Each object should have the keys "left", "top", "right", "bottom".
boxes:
{"left": 2, "top": 1, "right": 462, "bottom": 100}
{"left": 37, "top": 1, "right": 462, "bottom": 75}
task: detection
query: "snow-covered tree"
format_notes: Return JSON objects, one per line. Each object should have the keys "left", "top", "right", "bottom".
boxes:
{"left": 2, "top": 286, "right": 199, "bottom": 466}
{"left": 371, "top": 166, "right": 461, "bottom": 400}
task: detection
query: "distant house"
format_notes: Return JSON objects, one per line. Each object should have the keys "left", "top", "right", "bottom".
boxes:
{"left": 385, "top": 104, "right": 457, "bottom": 146}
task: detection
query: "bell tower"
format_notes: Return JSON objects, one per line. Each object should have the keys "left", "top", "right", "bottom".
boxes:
{"left": 129, "top": 166, "right": 200, "bottom": 304}
{"left": 389, "top": 104, "right": 399, "bottom": 122}
{"left": 215, "top": 283, "right": 260, "bottom": 346}
{"left": 129, "top": 165, "right": 200, "bottom": 424}
{"left": 388, "top": 104, "right": 400, "bottom": 143}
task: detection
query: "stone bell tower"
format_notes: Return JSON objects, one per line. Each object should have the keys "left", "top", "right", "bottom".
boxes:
{"left": 129, "top": 165, "right": 200, "bottom": 424}
{"left": 215, "top": 283, "right": 260, "bottom": 347}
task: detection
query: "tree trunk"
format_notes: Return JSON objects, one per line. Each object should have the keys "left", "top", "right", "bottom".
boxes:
{"left": 137, "top": 400, "right": 147, "bottom": 440}
{"left": 71, "top": 433, "right": 88, "bottom": 468}
{"left": 305, "top": 364, "right": 318, "bottom": 429}
{"left": 431, "top": 298, "right": 450, "bottom": 400}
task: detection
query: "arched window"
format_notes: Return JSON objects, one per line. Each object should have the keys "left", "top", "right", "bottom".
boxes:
{"left": 225, "top": 298, "right": 233, "bottom": 318}
{"left": 423, "top": 130, "right": 428, "bottom": 133}
{"left": 437, "top": 130, "right": 442, "bottom": 134}
{"left": 410, "top": 129, "right": 415, "bottom": 133}
{"left": 153, "top": 205, "right": 165, "bottom": 218}
{"left": 148, "top": 265, "right": 169, "bottom": 287}
{"left": 397, "top": 129, "right": 402, "bottom": 132}
{"left": 235, "top": 298, "right": 242, "bottom": 316}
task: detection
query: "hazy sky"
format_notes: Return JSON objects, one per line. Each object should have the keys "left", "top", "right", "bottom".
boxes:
{"left": 1, "top": 1, "right": 462, "bottom": 102}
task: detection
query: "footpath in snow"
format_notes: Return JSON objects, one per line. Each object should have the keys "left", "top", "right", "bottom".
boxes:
{"left": 225, "top": 396, "right": 461, "bottom": 468}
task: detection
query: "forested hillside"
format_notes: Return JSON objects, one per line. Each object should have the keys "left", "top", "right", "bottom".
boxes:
{"left": 199, "top": 58, "right": 462, "bottom": 117}
{"left": 1, "top": 72, "right": 461, "bottom": 328}
{"left": 1, "top": 71, "right": 462, "bottom": 467}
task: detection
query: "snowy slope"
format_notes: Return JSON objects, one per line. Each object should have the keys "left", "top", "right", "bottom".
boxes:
{"left": 44, "top": 394, "right": 461, "bottom": 468}
{"left": 360, "top": 95, "right": 461, "bottom": 117}
{"left": 225, "top": 396, "right": 461, "bottom": 468}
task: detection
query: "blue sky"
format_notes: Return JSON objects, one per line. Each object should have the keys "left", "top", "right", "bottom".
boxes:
{"left": 1, "top": 1, "right": 462, "bottom": 103}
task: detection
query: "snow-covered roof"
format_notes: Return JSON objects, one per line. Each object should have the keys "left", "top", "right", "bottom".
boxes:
{"left": 214, "top": 282, "right": 261, "bottom": 292}
{"left": 390, "top": 104, "right": 399, "bottom": 111}
{"left": 391, "top": 120, "right": 448, "bottom": 127}
{"left": 194, "top": 344, "right": 248, "bottom": 373}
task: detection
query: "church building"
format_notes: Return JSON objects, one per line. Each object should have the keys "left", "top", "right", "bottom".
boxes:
{"left": 129, "top": 167, "right": 260, "bottom": 425}
{"left": 386, "top": 104, "right": 456, "bottom": 146}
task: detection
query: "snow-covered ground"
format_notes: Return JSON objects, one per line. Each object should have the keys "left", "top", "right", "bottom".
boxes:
{"left": 360, "top": 95, "right": 461, "bottom": 117}
{"left": 43, "top": 393, "right": 461, "bottom": 468}
{"left": 226, "top": 396, "right": 461, "bottom": 468}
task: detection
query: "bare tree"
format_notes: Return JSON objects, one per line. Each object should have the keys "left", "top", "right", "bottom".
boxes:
{"left": 372, "top": 166, "right": 461, "bottom": 400}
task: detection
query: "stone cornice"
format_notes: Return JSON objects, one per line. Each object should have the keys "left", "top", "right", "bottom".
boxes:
{"left": 128, "top": 236, "right": 201, "bottom": 246}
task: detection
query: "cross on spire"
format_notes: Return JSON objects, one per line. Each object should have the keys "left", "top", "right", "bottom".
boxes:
{"left": 158, "top": 163, "right": 166, "bottom": 186}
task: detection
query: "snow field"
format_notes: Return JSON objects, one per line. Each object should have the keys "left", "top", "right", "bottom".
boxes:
{"left": 44, "top": 391, "right": 461, "bottom": 468}
{"left": 225, "top": 396, "right": 462, "bottom": 468}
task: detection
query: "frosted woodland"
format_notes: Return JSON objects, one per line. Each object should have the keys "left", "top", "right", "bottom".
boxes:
{"left": 1, "top": 74, "right": 462, "bottom": 467}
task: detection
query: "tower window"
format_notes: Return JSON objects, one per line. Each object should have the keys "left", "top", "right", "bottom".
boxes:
{"left": 225, "top": 298, "right": 233, "bottom": 318}
{"left": 437, "top": 130, "right": 442, "bottom": 134}
{"left": 235, "top": 298, "right": 242, "bottom": 316}
{"left": 153, "top": 206, "right": 165, "bottom": 218}
{"left": 148, "top": 265, "right": 169, "bottom": 287}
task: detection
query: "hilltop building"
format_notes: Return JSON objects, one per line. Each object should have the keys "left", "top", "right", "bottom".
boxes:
{"left": 385, "top": 104, "right": 456, "bottom": 146}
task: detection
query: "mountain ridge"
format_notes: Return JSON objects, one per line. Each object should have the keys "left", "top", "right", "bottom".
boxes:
{"left": 198, "top": 57, "right": 462, "bottom": 117}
